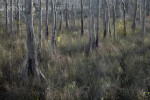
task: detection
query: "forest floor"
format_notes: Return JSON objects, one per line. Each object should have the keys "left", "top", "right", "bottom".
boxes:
{"left": 0, "top": 19, "right": 150, "bottom": 100}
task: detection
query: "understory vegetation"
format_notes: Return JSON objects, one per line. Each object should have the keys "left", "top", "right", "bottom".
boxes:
{"left": 0, "top": 18, "right": 150, "bottom": 100}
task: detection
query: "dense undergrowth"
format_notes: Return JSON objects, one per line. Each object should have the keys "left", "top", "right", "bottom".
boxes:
{"left": 0, "top": 18, "right": 150, "bottom": 100}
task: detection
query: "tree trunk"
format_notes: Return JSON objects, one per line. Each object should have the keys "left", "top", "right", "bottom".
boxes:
{"left": 21, "top": 0, "right": 46, "bottom": 85}
{"left": 81, "top": 0, "right": 84, "bottom": 35}
{"left": 139, "top": 0, "right": 142, "bottom": 24}
{"left": 51, "top": 0, "right": 56, "bottom": 49}
{"left": 5, "top": 1, "right": 8, "bottom": 32}
{"left": 91, "top": 0, "right": 95, "bottom": 49}
{"left": 96, "top": 0, "right": 100, "bottom": 48}
{"left": 65, "top": 0, "right": 69, "bottom": 29}
{"left": 74, "top": 5, "right": 76, "bottom": 26}
{"left": 132, "top": 0, "right": 138, "bottom": 30}
{"left": 10, "top": 0, "right": 13, "bottom": 35}
{"left": 121, "top": 0, "right": 127, "bottom": 36}
{"left": 113, "top": 0, "right": 116, "bottom": 39}
{"left": 17, "top": 0, "right": 20, "bottom": 34}
{"left": 38, "top": 0, "right": 42, "bottom": 54}
{"left": 142, "top": 0, "right": 146, "bottom": 36}
{"left": 45, "top": 0, "right": 49, "bottom": 39}
{"left": 103, "top": 0, "right": 107, "bottom": 38}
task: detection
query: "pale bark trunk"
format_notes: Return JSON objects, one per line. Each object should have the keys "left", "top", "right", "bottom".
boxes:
{"left": 45, "top": 0, "right": 49, "bottom": 39}
{"left": 142, "top": 0, "right": 146, "bottom": 36}
{"left": 10, "top": 0, "right": 13, "bottom": 35}
{"left": 81, "top": 0, "right": 84, "bottom": 35}
{"left": 38, "top": 0, "right": 42, "bottom": 54}
{"left": 21, "top": 0, "right": 46, "bottom": 85}
{"left": 132, "top": 0, "right": 138, "bottom": 30}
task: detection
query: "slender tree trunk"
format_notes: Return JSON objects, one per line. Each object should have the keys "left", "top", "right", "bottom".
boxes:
{"left": 10, "top": 0, "right": 13, "bottom": 35}
{"left": 108, "top": 1, "right": 111, "bottom": 36}
{"left": 65, "top": 0, "right": 69, "bottom": 29}
{"left": 74, "top": 5, "right": 76, "bottom": 26}
{"left": 89, "top": 0, "right": 92, "bottom": 52}
{"left": 45, "top": 0, "right": 49, "bottom": 39}
{"left": 132, "top": 0, "right": 138, "bottom": 30}
{"left": 96, "top": 0, "right": 100, "bottom": 48}
{"left": 81, "top": 0, "right": 84, "bottom": 35}
{"left": 21, "top": 0, "right": 46, "bottom": 85}
{"left": 121, "top": 0, "right": 127, "bottom": 36}
{"left": 38, "top": 0, "right": 42, "bottom": 54}
{"left": 59, "top": 10, "right": 63, "bottom": 31}
{"left": 103, "top": 0, "right": 107, "bottom": 38}
{"left": 91, "top": 0, "right": 95, "bottom": 49}
{"left": 113, "top": 0, "right": 116, "bottom": 39}
{"left": 17, "top": 0, "right": 20, "bottom": 34}
{"left": 5, "top": 1, "right": 8, "bottom": 32}
{"left": 51, "top": 0, "right": 56, "bottom": 49}
{"left": 142, "top": 0, "right": 146, "bottom": 36}
{"left": 139, "top": 0, "right": 142, "bottom": 24}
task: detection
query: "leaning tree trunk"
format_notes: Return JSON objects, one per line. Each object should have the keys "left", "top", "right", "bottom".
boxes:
{"left": 132, "top": 0, "right": 138, "bottom": 30}
{"left": 81, "top": 0, "right": 84, "bottom": 35}
{"left": 142, "top": 0, "right": 146, "bottom": 37}
{"left": 113, "top": 0, "right": 116, "bottom": 39}
{"left": 96, "top": 0, "right": 100, "bottom": 48}
{"left": 121, "top": 0, "right": 127, "bottom": 36}
{"left": 38, "top": 0, "right": 42, "bottom": 54}
{"left": 45, "top": 0, "right": 49, "bottom": 40}
{"left": 21, "top": 0, "right": 46, "bottom": 85}
{"left": 10, "top": 0, "right": 13, "bottom": 35}
{"left": 5, "top": 1, "right": 8, "bottom": 32}
{"left": 89, "top": 0, "right": 92, "bottom": 52}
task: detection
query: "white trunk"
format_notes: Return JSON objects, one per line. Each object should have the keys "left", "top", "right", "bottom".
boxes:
{"left": 113, "top": 0, "right": 116, "bottom": 39}
{"left": 17, "top": 0, "right": 20, "bottom": 33}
